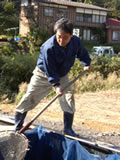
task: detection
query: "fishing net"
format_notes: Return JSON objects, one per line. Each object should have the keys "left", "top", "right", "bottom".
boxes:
{"left": 0, "top": 130, "right": 28, "bottom": 160}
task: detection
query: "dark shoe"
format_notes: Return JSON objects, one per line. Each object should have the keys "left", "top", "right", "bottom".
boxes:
{"left": 63, "top": 112, "right": 79, "bottom": 137}
{"left": 14, "top": 111, "right": 27, "bottom": 131}
{"left": 64, "top": 128, "right": 79, "bottom": 137}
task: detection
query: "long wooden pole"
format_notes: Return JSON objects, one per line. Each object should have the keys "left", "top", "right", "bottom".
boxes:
{"left": 19, "top": 71, "right": 86, "bottom": 133}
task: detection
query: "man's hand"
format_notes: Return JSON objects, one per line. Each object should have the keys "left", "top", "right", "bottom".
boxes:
{"left": 84, "top": 65, "right": 91, "bottom": 71}
{"left": 55, "top": 85, "right": 63, "bottom": 96}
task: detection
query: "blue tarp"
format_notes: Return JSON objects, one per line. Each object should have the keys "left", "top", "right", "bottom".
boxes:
{"left": 24, "top": 126, "right": 120, "bottom": 160}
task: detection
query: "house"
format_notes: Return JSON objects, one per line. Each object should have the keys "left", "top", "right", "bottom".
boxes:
{"left": 20, "top": 0, "right": 111, "bottom": 43}
{"left": 105, "top": 18, "right": 120, "bottom": 44}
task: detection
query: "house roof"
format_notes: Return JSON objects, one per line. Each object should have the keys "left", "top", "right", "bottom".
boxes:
{"left": 105, "top": 18, "right": 120, "bottom": 27}
{"left": 40, "top": 0, "right": 109, "bottom": 11}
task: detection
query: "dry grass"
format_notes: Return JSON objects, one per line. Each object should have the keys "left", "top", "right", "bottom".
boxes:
{"left": 14, "top": 72, "right": 120, "bottom": 103}
{"left": 0, "top": 88, "right": 120, "bottom": 134}
{"left": 1, "top": 72, "right": 120, "bottom": 134}
{"left": 74, "top": 72, "right": 120, "bottom": 93}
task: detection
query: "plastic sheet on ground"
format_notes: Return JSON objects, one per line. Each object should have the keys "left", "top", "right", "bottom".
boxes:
{"left": 24, "top": 126, "right": 120, "bottom": 160}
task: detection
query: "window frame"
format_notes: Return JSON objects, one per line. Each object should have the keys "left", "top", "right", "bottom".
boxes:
{"left": 112, "top": 31, "right": 120, "bottom": 41}
{"left": 44, "top": 7, "right": 54, "bottom": 17}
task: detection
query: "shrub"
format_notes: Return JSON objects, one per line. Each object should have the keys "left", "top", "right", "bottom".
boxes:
{"left": 92, "top": 56, "right": 120, "bottom": 78}
{"left": 4, "top": 2, "right": 15, "bottom": 14}
{"left": 0, "top": 41, "right": 21, "bottom": 56}
{"left": 0, "top": 53, "right": 38, "bottom": 99}
{"left": 0, "top": 47, "right": 120, "bottom": 102}
{"left": 110, "top": 44, "right": 120, "bottom": 54}
{"left": 69, "top": 56, "right": 120, "bottom": 93}
{"left": 74, "top": 71, "right": 120, "bottom": 93}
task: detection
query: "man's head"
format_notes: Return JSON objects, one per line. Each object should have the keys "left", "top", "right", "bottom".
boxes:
{"left": 54, "top": 18, "right": 73, "bottom": 47}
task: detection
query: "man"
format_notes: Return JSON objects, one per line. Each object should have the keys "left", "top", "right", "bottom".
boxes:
{"left": 14, "top": 18, "right": 91, "bottom": 137}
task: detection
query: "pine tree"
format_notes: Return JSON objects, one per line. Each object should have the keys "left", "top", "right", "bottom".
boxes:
{"left": 0, "top": 1, "right": 19, "bottom": 35}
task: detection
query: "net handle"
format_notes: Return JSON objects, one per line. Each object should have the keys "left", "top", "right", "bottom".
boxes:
{"left": 19, "top": 71, "right": 86, "bottom": 133}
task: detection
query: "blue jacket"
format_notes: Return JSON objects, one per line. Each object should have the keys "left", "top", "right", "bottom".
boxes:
{"left": 37, "top": 34, "right": 91, "bottom": 85}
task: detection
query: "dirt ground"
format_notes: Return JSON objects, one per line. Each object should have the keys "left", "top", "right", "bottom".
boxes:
{"left": 0, "top": 89, "right": 120, "bottom": 146}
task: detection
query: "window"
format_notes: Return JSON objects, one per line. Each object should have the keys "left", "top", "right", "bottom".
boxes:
{"left": 112, "top": 31, "right": 120, "bottom": 40}
{"left": 76, "top": 13, "right": 106, "bottom": 23}
{"left": 99, "top": 15, "right": 106, "bottom": 23}
{"left": 104, "top": 49, "right": 109, "bottom": 55}
{"left": 76, "top": 13, "right": 83, "bottom": 22}
{"left": 76, "top": 13, "right": 93, "bottom": 23}
{"left": 83, "top": 29, "right": 90, "bottom": 40}
{"left": 92, "top": 15, "right": 99, "bottom": 23}
{"left": 76, "top": 13, "right": 92, "bottom": 23}
{"left": 58, "top": 9, "right": 68, "bottom": 18}
{"left": 76, "top": 13, "right": 106, "bottom": 24}
{"left": 92, "top": 15, "right": 96, "bottom": 23}
{"left": 44, "top": 7, "right": 53, "bottom": 17}
{"left": 84, "top": 14, "right": 92, "bottom": 23}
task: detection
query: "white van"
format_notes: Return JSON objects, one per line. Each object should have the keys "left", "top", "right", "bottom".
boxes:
{"left": 91, "top": 46, "right": 115, "bottom": 56}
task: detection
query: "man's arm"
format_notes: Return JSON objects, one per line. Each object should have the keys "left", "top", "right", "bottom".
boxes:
{"left": 42, "top": 49, "right": 64, "bottom": 95}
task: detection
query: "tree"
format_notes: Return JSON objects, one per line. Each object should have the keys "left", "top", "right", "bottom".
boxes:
{"left": 104, "top": 0, "right": 120, "bottom": 19}
{"left": 0, "top": 1, "right": 19, "bottom": 36}
{"left": 92, "top": 0, "right": 104, "bottom": 7}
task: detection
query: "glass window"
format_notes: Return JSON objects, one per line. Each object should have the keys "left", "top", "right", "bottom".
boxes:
{"left": 96, "top": 15, "right": 99, "bottom": 23}
{"left": 87, "top": 29, "right": 90, "bottom": 40}
{"left": 83, "top": 29, "right": 87, "bottom": 40}
{"left": 44, "top": 7, "right": 53, "bottom": 17}
{"left": 92, "top": 15, "right": 100, "bottom": 23}
{"left": 112, "top": 31, "right": 120, "bottom": 40}
{"left": 103, "top": 16, "right": 106, "bottom": 23}
{"left": 76, "top": 13, "right": 83, "bottom": 22}
{"left": 76, "top": 13, "right": 106, "bottom": 24}
{"left": 104, "top": 49, "right": 109, "bottom": 55}
{"left": 76, "top": 14, "right": 92, "bottom": 23}
{"left": 92, "top": 15, "right": 96, "bottom": 23}
{"left": 100, "top": 15, "right": 103, "bottom": 23}
{"left": 100, "top": 15, "right": 106, "bottom": 23}
{"left": 58, "top": 9, "right": 68, "bottom": 18}
{"left": 76, "top": 16, "right": 80, "bottom": 21}
{"left": 83, "top": 29, "right": 90, "bottom": 40}
{"left": 88, "top": 15, "right": 92, "bottom": 22}
{"left": 84, "top": 14, "right": 92, "bottom": 23}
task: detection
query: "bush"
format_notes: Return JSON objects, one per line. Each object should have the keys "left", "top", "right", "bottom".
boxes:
{"left": 0, "top": 41, "right": 22, "bottom": 56}
{"left": 0, "top": 48, "right": 120, "bottom": 102}
{"left": 92, "top": 56, "right": 120, "bottom": 78}
{"left": 69, "top": 56, "right": 120, "bottom": 93}
{"left": 4, "top": 2, "right": 15, "bottom": 14}
{"left": 74, "top": 71, "right": 120, "bottom": 93}
{"left": 0, "top": 53, "right": 39, "bottom": 99}
{"left": 112, "top": 44, "right": 120, "bottom": 54}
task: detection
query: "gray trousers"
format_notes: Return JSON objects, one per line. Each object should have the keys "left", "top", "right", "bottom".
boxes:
{"left": 15, "top": 66, "right": 75, "bottom": 114}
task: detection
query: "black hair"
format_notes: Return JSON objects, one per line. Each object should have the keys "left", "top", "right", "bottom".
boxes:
{"left": 54, "top": 18, "right": 73, "bottom": 34}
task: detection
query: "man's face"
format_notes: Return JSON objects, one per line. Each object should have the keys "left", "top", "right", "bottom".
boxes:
{"left": 56, "top": 29, "right": 73, "bottom": 47}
